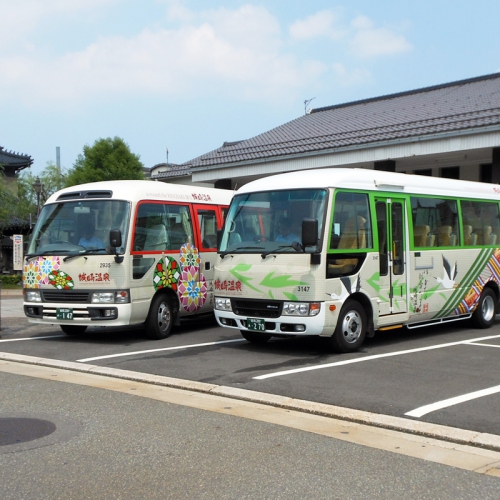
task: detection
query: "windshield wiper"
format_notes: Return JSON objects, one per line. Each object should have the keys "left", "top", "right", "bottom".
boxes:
{"left": 220, "top": 245, "right": 265, "bottom": 258}
{"left": 25, "top": 250, "right": 73, "bottom": 261}
{"left": 261, "top": 241, "right": 303, "bottom": 258}
{"left": 63, "top": 248, "right": 108, "bottom": 262}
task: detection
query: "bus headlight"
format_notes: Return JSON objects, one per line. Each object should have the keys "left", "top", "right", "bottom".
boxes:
{"left": 283, "top": 302, "right": 320, "bottom": 316}
{"left": 91, "top": 291, "right": 130, "bottom": 304}
{"left": 215, "top": 297, "right": 232, "bottom": 311}
{"left": 24, "top": 290, "right": 41, "bottom": 302}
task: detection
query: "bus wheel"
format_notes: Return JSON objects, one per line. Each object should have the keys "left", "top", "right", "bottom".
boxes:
{"left": 329, "top": 300, "right": 366, "bottom": 353}
{"left": 240, "top": 330, "right": 272, "bottom": 344}
{"left": 472, "top": 288, "right": 497, "bottom": 329}
{"left": 145, "top": 295, "right": 174, "bottom": 340}
{"left": 60, "top": 325, "right": 87, "bottom": 335}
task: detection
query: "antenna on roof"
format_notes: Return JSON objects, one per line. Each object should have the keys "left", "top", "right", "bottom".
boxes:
{"left": 166, "top": 147, "right": 169, "bottom": 165}
{"left": 304, "top": 97, "right": 316, "bottom": 115}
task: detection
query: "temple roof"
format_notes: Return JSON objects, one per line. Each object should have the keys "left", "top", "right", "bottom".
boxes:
{"left": 0, "top": 145, "right": 33, "bottom": 175}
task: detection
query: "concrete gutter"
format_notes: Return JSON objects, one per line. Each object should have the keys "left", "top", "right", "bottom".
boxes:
{"left": 1, "top": 351, "right": 499, "bottom": 453}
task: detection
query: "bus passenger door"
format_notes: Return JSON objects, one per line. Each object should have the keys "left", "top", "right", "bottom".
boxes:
{"left": 192, "top": 205, "right": 224, "bottom": 314}
{"left": 375, "top": 197, "right": 407, "bottom": 316}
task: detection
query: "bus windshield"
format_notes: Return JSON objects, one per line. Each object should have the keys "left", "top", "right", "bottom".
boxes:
{"left": 220, "top": 189, "right": 327, "bottom": 254}
{"left": 28, "top": 200, "right": 131, "bottom": 256}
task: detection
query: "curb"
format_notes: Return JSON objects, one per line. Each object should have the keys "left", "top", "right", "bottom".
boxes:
{"left": 0, "top": 290, "right": 23, "bottom": 297}
{"left": 1, "top": 351, "right": 500, "bottom": 452}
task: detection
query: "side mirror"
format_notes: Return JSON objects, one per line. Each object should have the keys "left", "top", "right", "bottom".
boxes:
{"left": 110, "top": 229, "right": 122, "bottom": 248}
{"left": 109, "top": 229, "right": 123, "bottom": 263}
{"left": 302, "top": 218, "right": 318, "bottom": 247}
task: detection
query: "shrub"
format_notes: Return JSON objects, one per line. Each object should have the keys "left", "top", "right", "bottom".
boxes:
{"left": 0, "top": 275, "right": 23, "bottom": 286}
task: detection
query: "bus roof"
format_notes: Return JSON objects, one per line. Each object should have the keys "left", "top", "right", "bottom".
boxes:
{"left": 45, "top": 180, "right": 233, "bottom": 206}
{"left": 236, "top": 168, "right": 500, "bottom": 200}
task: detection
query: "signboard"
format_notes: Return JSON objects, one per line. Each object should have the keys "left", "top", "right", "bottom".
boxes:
{"left": 13, "top": 234, "right": 23, "bottom": 271}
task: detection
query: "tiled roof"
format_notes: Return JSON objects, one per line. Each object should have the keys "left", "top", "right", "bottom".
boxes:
{"left": 0, "top": 146, "right": 33, "bottom": 170}
{"left": 185, "top": 73, "right": 500, "bottom": 168}
{"left": 150, "top": 163, "right": 192, "bottom": 179}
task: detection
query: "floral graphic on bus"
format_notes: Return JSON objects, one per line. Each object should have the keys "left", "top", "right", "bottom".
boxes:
{"left": 179, "top": 242, "right": 200, "bottom": 268}
{"left": 153, "top": 256, "right": 180, "bottom": 291}
{"left": 23, "top": 256, "right": 61, "bottom": 288}
{"left": 152, "top": 245, "right": 208, "bottom": 312}
{"left": 48, "top": 269, "right": 74, "bottom": 290}
{"left": 23, "top": 259, "right": 41, "bottom": 288}
{"left": 39, "top": 256, "right": 61, "bottom": 285}
{"left": 178, "top": 265, "right": 207, "bottom": 312}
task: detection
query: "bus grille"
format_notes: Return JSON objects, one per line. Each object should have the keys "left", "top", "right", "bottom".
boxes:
{"left": 231, "top": 299, "right": 282, "bottom": 318}
{"left": 41, "top": 291, "right": 90, "bottom": 303}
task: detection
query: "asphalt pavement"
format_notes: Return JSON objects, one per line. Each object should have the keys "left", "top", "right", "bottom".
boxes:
{"left": 1, "top": 291, "right": 500, "bottom": 498}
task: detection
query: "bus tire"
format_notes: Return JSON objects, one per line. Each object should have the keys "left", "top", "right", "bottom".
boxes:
{"left": 240, "top": 330, "right": 272, "bottom": 344}
{"left": 60, "top": 325, "right": 87, "bottom": 335}
{"left": 329, "top": 299, "right": 366, "bottom": 353}
{"left": 471, "top": 288, "right": 497, "bottom": 329}
{"left": 145, "top": 294, "right": 174, "bottom": 340}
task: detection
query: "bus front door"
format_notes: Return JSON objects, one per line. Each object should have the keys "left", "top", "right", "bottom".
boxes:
{"left": 375, "top": 197, "right": 407, "bottom": 316}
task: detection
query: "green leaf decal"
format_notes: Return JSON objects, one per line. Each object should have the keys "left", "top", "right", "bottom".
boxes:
{"left": 260, "top": 272, "right": 307, "bottom": 289}
{"left": 366, "top": 272, "right": 381, "bottom": 292}
{"left": 229, "top": 264, "right": 261, "bottom": 293}
{"left": 283, "top": 292, "right": 298, "bottom": 301}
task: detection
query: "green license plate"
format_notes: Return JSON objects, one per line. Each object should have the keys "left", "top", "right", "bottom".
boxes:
{"left": 57, "top": 308, "right": 73, "bottom": 320}
{"left": 247, "top": 318, "right": 265, "bottom": 331}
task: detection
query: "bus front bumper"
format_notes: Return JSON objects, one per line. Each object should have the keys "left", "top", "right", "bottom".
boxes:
{"left": 214, "top": 308, "right": 328, "bottom": 337}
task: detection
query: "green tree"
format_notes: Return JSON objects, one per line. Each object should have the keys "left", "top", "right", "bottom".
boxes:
{"left": 0, "top": 166, "right": 16, "bottom": 226}
{"left": 65, "top": 137, "right": 145, "bottom": 186}
{"left": 17, "top": 162, "right": 67, "bottom": 220}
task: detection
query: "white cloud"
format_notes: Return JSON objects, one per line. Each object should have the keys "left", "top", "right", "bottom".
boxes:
{"left": 349, "top": 15, "right": 412, "bottom": 58}
{"left": 0, "top": 3, "right": 412, "bottom": 111}
{"left": 0, "top": 5, "right": 326, "bottom": 108}
{"left": 289, "top": 9, "right": 345, "bottom": 41}
{"left": 332, "top": 63, "right": 371, "bottom": 86}
{"left": 0, "top": 0, "right": 118, "bottom": 48}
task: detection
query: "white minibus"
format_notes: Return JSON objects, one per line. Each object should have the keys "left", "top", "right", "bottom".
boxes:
{"left": 214, "top": 168, "right": 500, "bottom": 351}
{"left": 23, "top": 180, "right": 232, "bottom": 338}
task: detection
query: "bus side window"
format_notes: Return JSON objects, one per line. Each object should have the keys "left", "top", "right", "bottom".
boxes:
{"left": 199, "top": 209, "right": 218, "bottom": 249}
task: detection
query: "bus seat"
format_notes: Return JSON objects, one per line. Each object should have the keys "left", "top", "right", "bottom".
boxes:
{"left": 327, "top": 216, "right": 366, "bottom": 276}
{"left": 170, "top": 223, "right": 188, "bottom": 248}
{"left": 203, "top": 233, "right": 217, "bottom": 248}
{"left": 475, "top": 226, "right": 492, "bottom": 245}
{"left": 338, "top": 216, "right": 366, "bottom": 249}
{"left": 438, "top": 226, "right": 452, "bottom": 246}
{"left": 228, "top": 232, "right": 242, "bottom": 246}
{"left": 490, "top": 233, "right": 498, "bottom": 245}
{"left": 414, "top": 225, "right": 430, "bottom": 247}
{"left": 469, "top": 233, "right": 478, "bottom": 246}
{"left": 144, "top": 224, "right": 169, "bottom": 250}
{"left": 463, "top": 225, "right": 473, "bottom": 245}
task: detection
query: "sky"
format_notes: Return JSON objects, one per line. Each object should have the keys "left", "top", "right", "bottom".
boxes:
{"left": 1, "top": 0, "right": 500, "bottom": 175}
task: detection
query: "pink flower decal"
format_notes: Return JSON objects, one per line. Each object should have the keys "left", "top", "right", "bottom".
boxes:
{"left": 178, "top": 266, "right": 207, "bottom": 312}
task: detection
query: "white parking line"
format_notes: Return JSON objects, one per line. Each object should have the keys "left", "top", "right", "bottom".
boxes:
{"left": 467, "top": 342, "right": 500, "bottom": 349}
{"left": 77, "top": 338, "right": 245, "bottom": 362}
{"left": 253, "top": 334, "right": 500, "bottom": 380}
{"left": 0, "top": 335, "right": 65, "bottom": 342}
{"left": 405, "top": 385, "right": 500, "bottom": 418}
